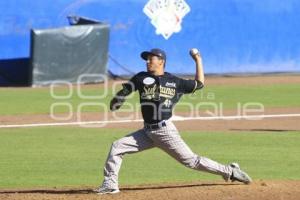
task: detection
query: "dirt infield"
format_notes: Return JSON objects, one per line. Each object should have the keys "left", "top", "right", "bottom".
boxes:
{"left": 1, "top": 181, "right": 300, "bottom": 200}
{"left": 1, "top": 107, "right": 300, "bottom": 131}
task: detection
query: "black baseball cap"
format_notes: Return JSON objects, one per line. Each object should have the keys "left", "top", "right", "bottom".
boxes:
{"left": 141, "top": 48, "right": 166, "bottom": 61}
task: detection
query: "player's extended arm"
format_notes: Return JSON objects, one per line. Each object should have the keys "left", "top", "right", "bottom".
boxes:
{"left": 190, "top": 49, "right": 205, "bottom": 85}
{"left": 110, "top": 88, "right": 132, "bottom": 111}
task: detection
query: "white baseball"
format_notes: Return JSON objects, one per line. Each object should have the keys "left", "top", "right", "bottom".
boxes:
{"left": 189, "top": 48, "right": 199, "bottom": 56}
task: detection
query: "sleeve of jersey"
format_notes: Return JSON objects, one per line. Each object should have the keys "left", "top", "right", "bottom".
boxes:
{"left": 121, "top": 75, "right": 138, "bottom": 95}
{"left": 180, "top": 79, "right": 204, "bottom": 94}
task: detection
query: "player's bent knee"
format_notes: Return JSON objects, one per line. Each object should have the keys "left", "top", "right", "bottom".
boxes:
{"left": 110, "top": 138, "right": 131, "bottom": 155}
{"left": 110, "top": 140, "right": 123, "bottom": 154}
{"left": 112, "top": 140, "right": 121, "bottom": 148}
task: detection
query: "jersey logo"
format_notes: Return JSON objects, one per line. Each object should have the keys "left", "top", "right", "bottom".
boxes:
{"left": 141, "top": 77, "right": 159, "bottom": 100}
{"left": 141, "top": 84, "right": 160, "bottom": 100}
{"left": 159, "top": 86, "right": 176, "bottom": 98}
{"left": 165, "top": 82, "right": 176, "bottom": 88}
{"left": 143, "top": 77, "right": 155, "bottom": 85}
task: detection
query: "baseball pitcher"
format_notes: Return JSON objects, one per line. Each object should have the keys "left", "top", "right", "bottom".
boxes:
{"left": 95, "top": 48, "right": 252, "bottom": 194}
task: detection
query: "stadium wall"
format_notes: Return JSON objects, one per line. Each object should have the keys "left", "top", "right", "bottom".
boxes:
{"left": 0, "top": 0, "right": 299, "bottom": 77}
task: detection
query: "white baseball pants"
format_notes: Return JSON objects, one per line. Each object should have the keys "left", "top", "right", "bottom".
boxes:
{"left": 101, "top": 120, "right": 232, "bottom": 189}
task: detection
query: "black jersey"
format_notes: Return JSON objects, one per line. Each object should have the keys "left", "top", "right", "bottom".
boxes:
{"left": 122, "top": 71, "right": 204, "bottom": 124}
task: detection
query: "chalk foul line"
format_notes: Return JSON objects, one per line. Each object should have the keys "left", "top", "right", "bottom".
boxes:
{"left": 1, "top": 113, "right": 300, "bottom": 129}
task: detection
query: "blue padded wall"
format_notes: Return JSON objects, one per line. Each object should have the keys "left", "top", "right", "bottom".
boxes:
{"left": 1, "top": 0, "right": 299, "bottom": 75}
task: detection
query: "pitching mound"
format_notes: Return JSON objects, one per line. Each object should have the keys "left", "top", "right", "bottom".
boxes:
{"left": 1, "top": 180, "right": 300, "bottom": 200}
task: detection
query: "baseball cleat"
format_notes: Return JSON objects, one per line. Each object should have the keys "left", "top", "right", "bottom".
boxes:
{"left": 94, "top": 187, "right": 120, "bottom": 195}
{"left": 229, "top": 163, "right": 252, "bottom": 184}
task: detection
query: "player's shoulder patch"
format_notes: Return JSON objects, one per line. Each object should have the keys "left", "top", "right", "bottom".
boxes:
{"left": 134, "top": 71, "right": 154, "bottom": 86}
{"left": 143, "top": 77, "right": 155, "bottom": 85}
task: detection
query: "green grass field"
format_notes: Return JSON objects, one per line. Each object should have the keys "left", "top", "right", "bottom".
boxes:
{"left": 0, "top": 82, "right": 299, "bottom": 189}
{"left": 0, "top": 127, "right": 299, "bottom": 189}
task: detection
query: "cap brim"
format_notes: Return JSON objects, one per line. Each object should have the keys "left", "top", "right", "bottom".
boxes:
{"left": 141, "top": 51, "right": 165, "bottom": 60}
{"left": 141, "top": 51, "right": 152, "bottom": 60}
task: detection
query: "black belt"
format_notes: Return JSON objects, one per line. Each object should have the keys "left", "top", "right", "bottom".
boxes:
{"left": 144, "top": 121, "right": 166, "bottom": 130}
